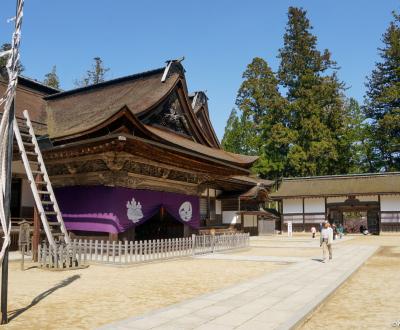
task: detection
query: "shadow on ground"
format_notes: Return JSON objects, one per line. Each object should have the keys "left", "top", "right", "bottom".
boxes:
{"left": 8, "top": 274, "right": 81, "bottom": 321}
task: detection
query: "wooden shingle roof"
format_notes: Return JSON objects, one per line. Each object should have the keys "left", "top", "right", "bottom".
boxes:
{"left": 45, "top": 68, "right": 179, "bottom": 139}
{"left": 270, "top": 172, "right": 400, "bottom": 198}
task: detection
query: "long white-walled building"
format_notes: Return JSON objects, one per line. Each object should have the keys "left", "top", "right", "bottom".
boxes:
{"left": 270, "top": 172, "right": 400, "bottom": 233}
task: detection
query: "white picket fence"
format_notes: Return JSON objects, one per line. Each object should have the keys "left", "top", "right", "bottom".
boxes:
{"left": 38, "top": 233, "right": 250, "bottom": 268}
{"left": 192, "top": 233, "right": 250, "bottom": 255}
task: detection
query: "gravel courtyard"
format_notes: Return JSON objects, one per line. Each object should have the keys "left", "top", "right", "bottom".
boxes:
{"left": 299, "top": 235, "right": 400, "bottom": 330}
{"left": 2, "top": 253, "right": 283, "bottom": 330}
{"left": 2, "top": 234, "right": 398, "bottom": 330}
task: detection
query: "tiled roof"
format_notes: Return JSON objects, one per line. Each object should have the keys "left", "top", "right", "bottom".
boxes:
{"left": 270, "top": 172, "right": 400, "bottom": 198}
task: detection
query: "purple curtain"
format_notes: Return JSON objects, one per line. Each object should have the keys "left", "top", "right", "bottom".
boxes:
{"left": 54, "top": 186, "right": 200, "bottom": 233}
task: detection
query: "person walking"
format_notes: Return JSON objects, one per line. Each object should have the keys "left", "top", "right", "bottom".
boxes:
{"left": 337, "top": 224, "right": 344, "bottom": 239}
{"left": 320, "top": 222, "right": 333, "bottom": 262}
{"left": 311, "top": 226, "right": 316, "bottom": 239}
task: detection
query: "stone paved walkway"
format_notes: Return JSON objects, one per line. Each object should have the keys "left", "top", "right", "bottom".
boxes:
{"left": 99, "top": 243, "right": 377, "bottom": 330}
{"left": 194, "top": 253, "right": 306, "bottom": 263}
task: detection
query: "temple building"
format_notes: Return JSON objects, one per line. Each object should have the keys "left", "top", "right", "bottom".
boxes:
{"left": 2, "top": 61, "right": 275, "bottom": 246}
{"left": 270, "top": 173, "right": 400, "bottom": 234}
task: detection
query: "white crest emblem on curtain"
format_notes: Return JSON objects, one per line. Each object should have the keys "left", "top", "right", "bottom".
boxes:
{"left": 126, "top": 197, "right": 144, "bottom": 223}
{"left": 179, "top": 201, "right": 192, "bottom": 222}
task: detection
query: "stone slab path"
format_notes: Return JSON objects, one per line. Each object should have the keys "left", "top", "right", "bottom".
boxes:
{"left": 99, "top": 244, "right": 377, "bottom": 330}
{"left": 195, "top": 253, "right": 307, "bottom": 263}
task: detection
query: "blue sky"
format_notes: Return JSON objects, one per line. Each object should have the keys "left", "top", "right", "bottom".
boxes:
{"left": 1, "top": 1, "right": 398, "bottom": 140}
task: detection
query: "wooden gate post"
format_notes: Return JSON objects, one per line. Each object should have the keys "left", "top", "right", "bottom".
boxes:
{"left": 32, "top": 204, "right": 40, "bottom": 262}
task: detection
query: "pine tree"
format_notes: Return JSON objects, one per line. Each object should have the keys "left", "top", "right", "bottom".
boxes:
{"left": 43, "top": 65, "right": 60, "bottom": 89}
{"left": 75, "top": 57, "right": 110, "bottom": 87}
{"left": 364, "top": 11, "right": 400, "bottom": 171}
{"left": 277, "top": 7, "right": 348, "bottom": 176}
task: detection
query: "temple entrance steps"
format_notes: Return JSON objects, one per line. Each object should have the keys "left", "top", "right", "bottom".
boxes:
{"left": 13, "top": 110, "right": 70, "bottom": 248}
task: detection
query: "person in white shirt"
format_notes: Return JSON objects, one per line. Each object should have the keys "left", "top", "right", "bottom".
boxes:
{"left": 311, "top": 226, "right": 316, "bottom": 238}
{"left": 320, "top": 222, "right": 333, "bottom": 262}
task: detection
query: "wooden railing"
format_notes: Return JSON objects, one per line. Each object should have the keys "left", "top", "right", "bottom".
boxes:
{"left": 37, "top": 233, "right": 250, "bottom": 269}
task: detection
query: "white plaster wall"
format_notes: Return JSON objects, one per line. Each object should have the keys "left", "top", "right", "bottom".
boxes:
{"left": 282, "top": 199, "right": 303, "bottom": 213}
{"left": 243, "top": 215, "right": 256, "bottom": 227}
{"left": 381, "top": 195, "right": 400, "bottom": 212}
{"left": 222, "top": 211, "right": 239, "bottom": 224}
{"left": 327, "top": 197, "right": 346, "bottom": 203}
{"left": 215, "top": 200, "right": 222, "bottom": 215}
{"left": 21, "top": 179, "right": 34, "bottom": 207}
{"left": 200, "top": 188, "right": 217, "bottom": 197}
{"left": 356, "top": 195, "right": 379, "bottom": 202}
{"left": 304, "top": 198, "right": 325, "bottom": 213}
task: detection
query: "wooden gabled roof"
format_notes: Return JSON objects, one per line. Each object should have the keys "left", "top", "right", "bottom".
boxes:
{"left": 190, "top": 91, "right": 221, "bottom": 149}
{"left": 45, "top": 67, "right": 178, "bottom": 139}
{"left": 44, "top": 62, "right": 259, "bottom": 169}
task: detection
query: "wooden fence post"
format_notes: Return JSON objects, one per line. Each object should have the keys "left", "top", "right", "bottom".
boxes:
{"left": 124, "top": 240, "right": 128, "bottom": 264}
{"left": 112, "top": 241, "right": 116, "bottom": 263}
{"left": 118, "top": 241, "right": 122, "bottom": 264}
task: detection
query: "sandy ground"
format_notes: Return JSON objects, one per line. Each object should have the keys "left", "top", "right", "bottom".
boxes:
{"left": 298, "top": 235, "right": 400, "bottom": 330}
{"left": 229, "top": 246, "right": 320, "bottom": 258}
{"left": 3, "top": 256, "right": 283, "bottom": 330}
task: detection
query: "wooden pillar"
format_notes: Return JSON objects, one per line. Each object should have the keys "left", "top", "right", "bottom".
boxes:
{"left": 324, "top": 197, "right": 328, "bottom": 222}
{"left": 279, "top": 200, "right": 283, "bottom": 234}
{"left": 302, "top": 198, "right": 305, "bottom": 232}
{"left": 160, "top": 206, "right": 165, "bottom": 221}
{"left": 109, "top": 233, "right": 118, "bottom": 241}
{"left": 378, "top": 194, "right": 382, "bottom": 234}
{"left": 206, "top": 187, "right": 210, "bottom": 225}
{"left": 32, "top": 205, "right": 40, "bottom": 262}
{"left": 32, "top": 174, "right": 41, "bottom": 262}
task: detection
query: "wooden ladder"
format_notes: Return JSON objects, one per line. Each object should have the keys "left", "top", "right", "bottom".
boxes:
{"left": 13, "top": 110, "right": 70, "bottom": 248}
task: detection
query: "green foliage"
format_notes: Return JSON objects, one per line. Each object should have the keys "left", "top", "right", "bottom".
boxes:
{"left": 0, "top": 42, "right": 24, "bottom": 76}
{"left": 364, "top": 11, "right": 400, "bottom": 171}
{"left": 43, "top": 65, "right": 60, "bottom": 89}
{"left": 75, "top": 57, "right": 110, "bottom": 87}
{"left": 278, "top": 7, "right": 349, "bottom": 177}
{"left": 222, "top": 7, "right": 368, "bottom": 179}
{"left": 221, "top": 109, "right": 259, "bottom": 155}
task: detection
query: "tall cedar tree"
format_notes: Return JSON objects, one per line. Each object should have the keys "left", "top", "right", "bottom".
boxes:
{"left": 221, "top": 108, "right": 259, "bottom": 155}
{"left": 341, "top": 98, "right": 376, "bottom": 173}
{"left": 364, "top": 11, "right": 400, "bottom": 171}
{"left": 234, "top": 58, "right": 290, "bottom": 179}
{"left": 278, "top": 7, "right": 348, "bottom": 176}
{"left": 43, "top": 65, "right": 60, "bottom": 89}
{"left": 75, "top": 57, "right": 110, "bottom": 87}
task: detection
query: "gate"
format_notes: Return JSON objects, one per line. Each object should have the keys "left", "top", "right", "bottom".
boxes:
{"left": 258, "top": 219, "right": 275, "bottom": 235}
